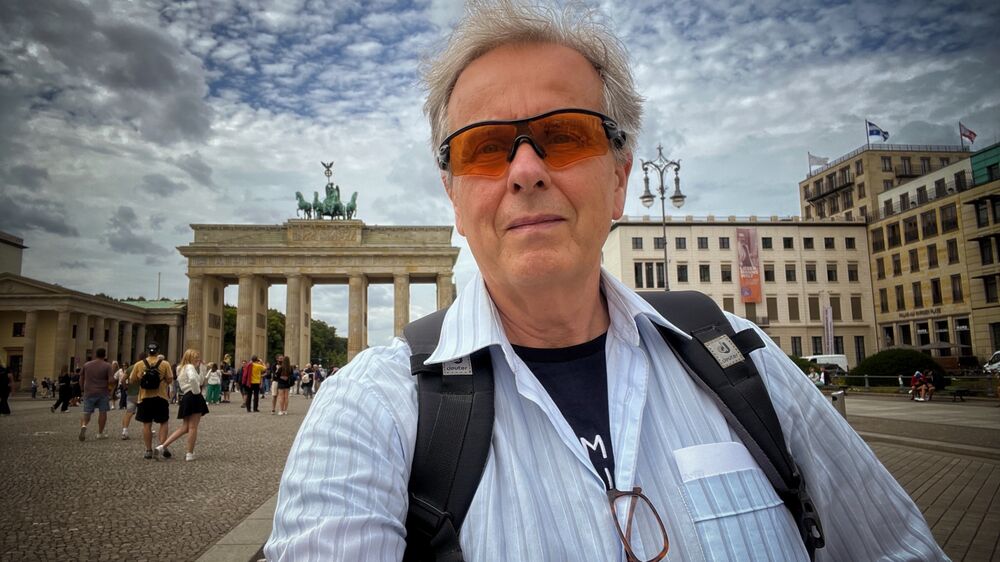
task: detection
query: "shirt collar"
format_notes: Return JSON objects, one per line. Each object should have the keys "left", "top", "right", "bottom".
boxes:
{"left": 425, "top": 268, "right": 691, "bottom": 366}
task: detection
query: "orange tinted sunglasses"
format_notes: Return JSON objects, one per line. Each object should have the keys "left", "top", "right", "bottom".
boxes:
{"left": 437, "top": 108, "right": 627, "bottom": 177}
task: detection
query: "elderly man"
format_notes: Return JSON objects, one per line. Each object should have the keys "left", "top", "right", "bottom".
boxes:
{"left": 266, "top": 2, "right": 944, "bottom": 561}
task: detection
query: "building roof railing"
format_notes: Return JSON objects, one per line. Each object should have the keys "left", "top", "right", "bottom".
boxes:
{"left": 614, "top": 214, "right": 868, "bottom": 225}
{"left": 804, "top": 143, "right": 970, "bottom": 180}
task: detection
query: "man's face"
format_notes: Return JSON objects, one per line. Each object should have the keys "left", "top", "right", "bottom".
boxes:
{"left": 444, "top": 42, "right": 630, "bottom": 292}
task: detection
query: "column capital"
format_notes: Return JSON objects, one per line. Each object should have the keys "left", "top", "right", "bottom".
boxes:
{"left": 187, "top": 272, "right": 205, "bottom": 280}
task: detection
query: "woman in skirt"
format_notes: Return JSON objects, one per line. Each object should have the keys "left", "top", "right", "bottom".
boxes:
{"left": 156, "top": 349, "right": 208, "bottom": 461}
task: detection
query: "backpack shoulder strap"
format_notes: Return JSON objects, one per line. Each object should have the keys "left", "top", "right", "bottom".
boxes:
{"left": 403, "top": 307, "right": 494, "bottom": 562}
{"left": 640, "top": 291, "right": 824, "bottom": 558}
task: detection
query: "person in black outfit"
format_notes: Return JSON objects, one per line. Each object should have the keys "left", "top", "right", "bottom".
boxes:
{"left": 51, "top": 366, "right": 72, "bottom": 413}
{"left": 0, "top": 361, "right": 12, "bottom": 416}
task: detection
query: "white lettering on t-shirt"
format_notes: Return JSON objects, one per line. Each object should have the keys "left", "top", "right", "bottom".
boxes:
{"left": 580, "top": 434, "right": 608, "bottom": 459}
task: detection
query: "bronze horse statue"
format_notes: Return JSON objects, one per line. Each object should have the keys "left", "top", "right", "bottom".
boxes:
{"left": 295, "top": 191, "right": 313, "bottom": 219}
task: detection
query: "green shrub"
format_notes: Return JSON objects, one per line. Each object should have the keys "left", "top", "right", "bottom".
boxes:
{"left": 848, "top": 349, "right": 946, "bottom": 387}
{"left": 787, "top": 355, "right": 813, "bottom": 374}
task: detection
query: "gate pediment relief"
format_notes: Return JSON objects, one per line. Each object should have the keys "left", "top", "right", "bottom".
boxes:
{"left": 0, "top": 275, "right": 65, "bottom": 296}
{"left": 286, "top": 220, "right": 362, "bottom": 246}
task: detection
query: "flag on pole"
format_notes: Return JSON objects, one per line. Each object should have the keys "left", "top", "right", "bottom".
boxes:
{"left": 866, "top": 120, "right": 890, "bottom": 141}
{"left": 960, "top": 122, "right": 977, "bottom": 143}
{"left": 808, "top": 153, "right": 830, "bottom": 167}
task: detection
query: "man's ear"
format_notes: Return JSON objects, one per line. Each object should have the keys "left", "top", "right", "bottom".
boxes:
{"left": 611, "top": 153, "right": 633, "bottom": 220}
{"left": 442, "top": 172, "right": 465, "bottom": 236}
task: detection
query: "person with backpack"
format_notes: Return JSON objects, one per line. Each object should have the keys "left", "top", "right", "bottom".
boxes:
{"left": 128, "top": 342, "right": 174, "bottom": 460}
{"left": 264, "top": 3, "right": 944, "bottom": 561}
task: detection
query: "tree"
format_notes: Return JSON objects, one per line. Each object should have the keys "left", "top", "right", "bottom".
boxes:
{"left": 848, "top": 349, "right": 946, "bottom": 387}
{"left": 219, "top": 305, "right": 346, "bottom": 367}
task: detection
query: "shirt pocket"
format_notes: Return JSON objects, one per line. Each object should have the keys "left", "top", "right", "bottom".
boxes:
{"left": 675, "top": 442, "right": 808, "bottom": 562}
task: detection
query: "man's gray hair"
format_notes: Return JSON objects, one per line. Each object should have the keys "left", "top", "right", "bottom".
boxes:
{"left": 422, "top": 0, "right": 643, "bottom": 162}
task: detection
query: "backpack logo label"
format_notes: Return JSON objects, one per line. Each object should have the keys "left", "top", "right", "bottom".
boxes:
{"left": 442, "top": 356, "right": 473, "bottom": 376}
{"left": 705, "top": 335, "right": 744, "bottom": 369}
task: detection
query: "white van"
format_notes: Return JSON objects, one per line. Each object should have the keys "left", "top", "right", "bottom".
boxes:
{"left": 985, "top": 351, "right": 1000, "bottom": 375}
{"left": 802, "top": 354, "right": 849, "bottom": 374}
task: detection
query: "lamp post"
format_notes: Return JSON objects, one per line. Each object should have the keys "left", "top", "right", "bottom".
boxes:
{"left": 638, "top": 144, "right": 684, "bottom": 291}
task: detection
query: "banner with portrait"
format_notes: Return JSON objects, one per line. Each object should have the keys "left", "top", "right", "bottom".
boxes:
{"left": 737, "top": 228, "right": 761, "bottom": 303}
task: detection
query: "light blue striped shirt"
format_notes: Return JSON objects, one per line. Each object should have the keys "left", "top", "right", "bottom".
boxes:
{"left": 265, "top": 270, "right": 947, "bottom": 561}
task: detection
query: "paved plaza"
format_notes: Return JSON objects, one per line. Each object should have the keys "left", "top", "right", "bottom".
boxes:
{"left": 1, "top": 391, "right": 998, "bottom": 561}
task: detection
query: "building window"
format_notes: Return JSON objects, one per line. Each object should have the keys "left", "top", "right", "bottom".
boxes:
{"left": 927, "top": 243, "right": 939, "bottom": 268}
{"left": 920, "top": 157, "right": 931, "bottom": 174}
{"left": 899, "top": 192, "right": 910, "bottom": 210}
{"left": 723, "top": 297, "right": 734, "bottom": 313}
{"left": 764, "top": 264, "right": 775, "bottom": 282}
{"left": 785, "top": 264, "right": 797, "bottom": 282}
{"left": 826, "top": 263, "right": 838, "bottom": 282}
{"left": 976, "top": 201, "right": 990, "bottom": 228}
{"left": 931, "top": 278, "right": 942, "bottom": 305}
{"left": 851, "top": 296, "right": 863, "bottom": 320}
{"left": 745, "top": 302, "right": 757, "bottom": 322}
{"left": 985, "top": 276, "right": 999, "bottom": 303}
{"left": 860, "top": 205, "right": 867, "bottom": 218}
{"left": 844, "top": 237, "right": 855, "bottom": 250}
{"left": 886, "top": 223, "right": 901, "bottom": 248}
{"left": 903, "top": 217, "right": 919, "bottom": 243}
{"left": 909, "top": 248, "right": 920, "bottom": 272}
{"left": 699, "top": 264, "right": 711, "bottom": 282}
{"left": 830, "top": 197, "right": 840, "bottom": 213}
{"left": 646, "top": 263, "right": 654, "bottom": 289}
{"left": 916, "top": 186, "right": 928, "bottom": 204}
{"left": 721, "top": 264, "right": 733, "bottom": 283}
{"left": 803, "top": 237, "right": 814, "bottom": 249}
{"left": 676, "top": 237, "right": 687, "bottom": 250}
{"left": 806, "top": 263, "right": 817, "bottom": 282}
{"left": 834, "top": 336, "right": 845, "bottom": 355}
{"left": 955, "top": 170, "right": 968, "bottom": 191}
{"left": 792, "top": 336, "right": 803, "bottom": 357}
{"left": 879, "top": 288, "right": 889, "bottom": 313}
{"left": 920, "top": 210, "right": 938, "bottom": 238}
{"left": 854, "top": 336, "right": 866, "bottom": 363}
{"left": 912, "top": 282, "right": 924, "bottom": 308}
{"left": 719, "top": 237, "right": 730, "bottom": 249}
{"left": 654, "top": 237, "right": 665, "bottom": 250}
{"left": 855, "top": 160, "right": 864, "bottom": 175}
{"left": 940, "top": 203, "right": 959, "bottom": 232}
{"left": 811, "top": 336, "right": 823, "bottom": 356}
{"left": 940, "top": 157, "right": 950, "bottom": 167}
{"left": 655, "top": 262, "right": 665, "bottom": 288}
{"left": 895, "top": 285, "right": 906, "bottom": 311}
{"left": 632, "top": 237, "right": 643, "bottom": 250}
{"left": 697, "top": 237, "right": 709, "bottom": 250}
{"left": 808, "top": 296, "right": 820, "bottom": 321}
{"left": 677, "top": 264, "right": 688, "bottom": 283}
{"left": 634, "top": 262, "right": 643, "bottom": 288}
{"left": 821, "top": 237, "right": 833, "bottom": 250}
{"left": 899, "top": 325, "right": 912, "bottom": 346}
{"left": 12, "top": 322, "right": 25, "bottom": 337}
{"left": 788, "top": 297, "right": 800, "bottom": 321}
{"left": 876, "top": 258, "right": 885, "bottom": 279}
{"left": 980, "top": 238, "right": 995, "bottom": 265}
{"left": 951, "top": 274, "right": 963, "bottom": 303}
{"left": 805, "top": 206, "right": 813, "bottom": 220}
{"left": 762, "top": 237, "right": 773, "bottom": 250}
{"left": 947, "top": 238, "right": 959, "bottom": 264}
{"left": 892, "top": 253, "right": 902, "bottom": 276}
{"left": 847, "top": 262, "right": 859, "bottom": 282}
{"left": 783, "top": 237, "right": 794, "bottom": 249}
{"left": 883, "top": 179, "right": 894, "bottom": 192}
{"left": 858, "top": 183, "right": 866, "bottom": 198}
{"left": 766, "top": 297, "right": 779, "bottom": 322}
{"left": 901, "top": 156, "right": 913, "bottom": 175}
{"left": 881, "top": 156, "right": 892, "bottom": 172}
{"left": 844, "top": 189, "right": 854, "bottom": 209}
{"left": 988, "top": 163, "right": 1000, "bottom": 182}
{"left": 935, "top": 178, "right": 947, "bottom": 198}
{"left": 830, "top": 296, "right": 842, "bottom": 321}
{"left": 871, "top": 228, "right": 885, "bottom": 252}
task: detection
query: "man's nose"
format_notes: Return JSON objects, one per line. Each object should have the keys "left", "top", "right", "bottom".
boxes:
{"left": 507, "top": 139, "right": 549, "bottom": 192}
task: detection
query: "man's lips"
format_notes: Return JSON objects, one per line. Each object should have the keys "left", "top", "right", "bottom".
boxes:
{"left": 506, "top": 214, "right": 565, "bottom": 230}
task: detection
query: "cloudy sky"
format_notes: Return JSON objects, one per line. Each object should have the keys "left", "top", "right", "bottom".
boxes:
{"left": 2, "top": 0, "right": 998, "bottom": 349}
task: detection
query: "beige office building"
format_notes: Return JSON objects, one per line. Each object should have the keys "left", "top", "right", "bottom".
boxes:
{"left": 603, "top": 215, "right": 875, "bottom": 369}
{"left": 799, "top": 144, "right": 971, "bottom": 222}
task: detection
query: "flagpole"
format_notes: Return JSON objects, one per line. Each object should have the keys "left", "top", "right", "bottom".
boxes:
{"left": 865, "top": 119, "right": 870, "bottom": 149}
{"left": 959, "top": 122, "right": 965, "bottom": 150}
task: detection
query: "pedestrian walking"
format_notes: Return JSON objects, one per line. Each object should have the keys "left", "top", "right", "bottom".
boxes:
{"left": 157, "top": 349, "right": 209, "bottom": 461}
{"left": 78, "top": 348, "right": 114, "bottom": 441}
{"left": 221, "top": 356, "right": 233, "bottom": 404}
{"left": 0, "top": 361, "right": 12, "bottom": 416}
{"left": 128, "top": 342, "right": 174, "bottom": 460}
{"left": 120, "top": 361, "right": 140, "bottom": 440}
{"left": 30, "top": 378, "right": 38, "bottom": 400}
{"left": 300, "top": 367, "right": 313, "bottom": 399}
{"left": 205, "top": 362, "right": 222, "bottom": 405}
{"left": 275, "top": 356, "right": 291, "bottom": 415}
{"left": 270, "top": 354, "right": 283, "bottom": 414}
{"left": 50, "top": 367, "right": 71, "bottom": 413}
{"left": 70, "top": 368, "right": 82, "bottom": 407}
{"left": 115, "top": 362, "right": 129, "bottom": 410}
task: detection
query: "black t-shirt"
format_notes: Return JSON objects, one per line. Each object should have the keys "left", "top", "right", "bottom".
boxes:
{"left": 512, "top": 333, "right": 616, "bottom": 489}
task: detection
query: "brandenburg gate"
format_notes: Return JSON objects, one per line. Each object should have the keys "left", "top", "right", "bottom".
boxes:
{"left": 177, "top": 219, "right": 459, "bottom": 366}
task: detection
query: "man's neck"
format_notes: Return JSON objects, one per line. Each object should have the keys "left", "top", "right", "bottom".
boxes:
{"left": 486, "top": 268, "right": 610, "bottom": 349}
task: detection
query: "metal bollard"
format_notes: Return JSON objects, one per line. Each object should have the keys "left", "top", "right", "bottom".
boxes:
{"left": 864, "top": 374, "right": 869, "bottom": 389}
{"left": 831, "top": 390, "right": 847, "bottom": 419}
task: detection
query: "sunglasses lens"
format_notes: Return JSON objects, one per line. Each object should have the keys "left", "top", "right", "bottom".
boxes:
{"left": 449, "top": 124, "right": 517, "bottom": 176}
{"left": 446, "top": 111, "right": 611, "bottom": 177}
{"left": 530, "top": 112, "right": 609, "bottom": 168}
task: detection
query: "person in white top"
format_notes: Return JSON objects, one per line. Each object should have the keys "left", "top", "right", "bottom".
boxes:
{"left": 205, "top": 363, "right": 222, "bottom": 404}
{"left": 157, "top": 348, "right": 209, "bottom": 461}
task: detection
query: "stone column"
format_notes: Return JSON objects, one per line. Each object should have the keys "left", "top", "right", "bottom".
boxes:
{"left": 121, "top": 321, "right": 134, "bottom": 364}
{"left": 108, "top": 319, "right": 120, "bottom": 364}
{"left": 20, "top": 310, "right": 38, "bottom": 390}
{"left": 92, "top": 315, "right": 106, "bottom": 354}
{"left": 348, "top": 274, "right": 365, "bottom": 360}
{"left": 236, "top": 274, "right": 255, "bottom": 363}
{"left": 54, "top": 310, "right": 72, "bottom": 374}
{"left": 135, "top": 323, "right": 146, "bottom": 357}
{"left": 75, "top": 313, "right": 89, "bottom": 369}
{"left": 299, "top": 277, "right": 312, "bottom": 367}
{"left": 284, "top": 274, "right": 302, "bottom": 367}
{"left": 437, "top": 272, "right": 455, "bottom": 310}
{"left": 184, "top": 274, "right": 205, "bottom": 355}
{"left": 168, "top": 324, "right": 179, "bottom": 364}
{"left": 394, "top": 273, "right": 410, "bottom": 337}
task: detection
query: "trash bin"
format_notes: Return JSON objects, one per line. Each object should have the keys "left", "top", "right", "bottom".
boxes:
{"left": 830, "top": 390, "right": 846, "bottom": 419}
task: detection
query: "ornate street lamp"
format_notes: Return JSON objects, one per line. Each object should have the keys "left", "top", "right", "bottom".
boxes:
{"left": 639, "top": 144, "right": 684, "bottom": 291}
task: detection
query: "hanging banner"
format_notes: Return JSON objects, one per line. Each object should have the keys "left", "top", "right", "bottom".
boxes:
{"left": 737, "top": 228, "right": 761, "bottom": 303}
